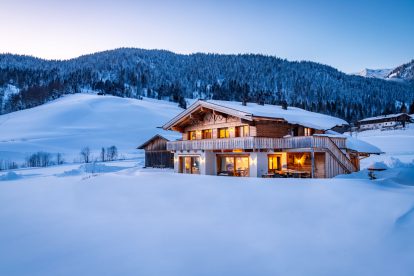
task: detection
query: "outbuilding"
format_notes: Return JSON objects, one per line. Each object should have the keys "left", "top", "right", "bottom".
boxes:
{"left": 137, "top": 134, "right": 174, "bottom": 168}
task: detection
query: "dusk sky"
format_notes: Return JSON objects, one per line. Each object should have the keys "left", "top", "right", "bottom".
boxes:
{"left": 1, "top": 0, "right": 413, "bottom": 73}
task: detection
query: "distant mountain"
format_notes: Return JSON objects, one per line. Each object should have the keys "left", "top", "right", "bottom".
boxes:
{"left": 1, "top": 48, "right": 413, "bottom": 122}
{"left": 387, "top": 60, "right": 414, "bottom": 82}
{"left": 354, "top": 68, "right": 392, "bottom": 79}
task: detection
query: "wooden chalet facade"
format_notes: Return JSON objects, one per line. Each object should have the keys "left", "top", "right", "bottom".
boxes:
{"left": 137, "top": 134, "right": 174, "bottom": 168}
{"left": 356, "top": 113, "right": 413, "bottom": 131}
{"left": 160, "top": 100, "right": 380, "bottom": 178}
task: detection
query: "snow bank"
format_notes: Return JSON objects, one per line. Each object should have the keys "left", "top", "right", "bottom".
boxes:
{"left": 56, "top": 162, "right": 129, "bottom": 177}
{"left": 0, "top": 171, "right": 22, "bottom": 181}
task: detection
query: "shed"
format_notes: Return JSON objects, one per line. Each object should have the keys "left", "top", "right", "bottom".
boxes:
{"left": 137, "top": 134, "right": 174, "bottom": 168}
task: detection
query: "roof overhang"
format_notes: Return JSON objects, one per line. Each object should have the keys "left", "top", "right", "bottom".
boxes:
{"left": 162, "top": 100, "right": 254, "bottom": 131}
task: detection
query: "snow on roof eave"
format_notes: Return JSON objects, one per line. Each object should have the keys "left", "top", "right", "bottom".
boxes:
{"left": 358, "top": 113, "right": 408, "bottom": 122}
{"left": 162, "top": 100, "right": 253, "bottom": 130}
{"left": 163, "top": 99, "right": 347, "bottom": 131}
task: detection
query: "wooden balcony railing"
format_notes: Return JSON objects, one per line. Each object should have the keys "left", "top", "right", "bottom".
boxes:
{"left": 166, "top": 136, "right": 346, "bottom": 151}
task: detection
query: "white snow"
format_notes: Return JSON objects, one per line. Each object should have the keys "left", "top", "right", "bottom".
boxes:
{"left": 354, "top": 124, "right": 414, "bottom": 167}
{"left": 204, "top": 100, "right": 348, "bottom": 130}
{"left": 0, "top": 161, "right": 413, "bottom": 275}
{"left": 0, "top": 94, "right": 182, "bottom": 162}
{"left": 353, "top": 68, "right": 392, "bottom": 79}
{"left": 0, "top": 94, "right": 413, "bottom": 275}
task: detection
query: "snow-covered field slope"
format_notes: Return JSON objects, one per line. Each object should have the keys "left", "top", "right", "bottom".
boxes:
{"left": 0, "top": 162, "right": 414, "bottom": 276}
{"left": 353, "top": 124, "right": 414, "bottom": 167}
{"left": 0, "top": 94, "right": 182, "bottom": 162}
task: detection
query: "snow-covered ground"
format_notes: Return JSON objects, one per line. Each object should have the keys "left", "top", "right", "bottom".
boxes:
{"left": 0, "top": 94, "right": 182, "bottom": 163}
{"left": 352, "top": 124, "right": 414, "bottom": 167}
{"left": 1, "top": 161, "right": 414, "bottom": 276}
{"left": 1, "top": 95, "right": 414, "bottom": 275}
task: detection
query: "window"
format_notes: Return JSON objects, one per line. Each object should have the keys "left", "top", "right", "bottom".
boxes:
{"left": 179, "top": 156, "right": 200, "bottom": 174}
{"left": 235, "top": 125, "right": 250, "bottom": 137}
{"left": 268, "top": 155, "right": 281, "bottom": 172}
{"left": 202, "top": 129, "right": 212, "bottom": 139}
{"left": 304, "top": 127, "right": 313, "bottom": 136}
{"left": 188, "top": 131, "right": 197, "bottom": 140}
{"left": 218, "top": 155, "right": 249, "bottom": 177}
{"left": 218, "top": 128, "right": 230, "bottom": 138}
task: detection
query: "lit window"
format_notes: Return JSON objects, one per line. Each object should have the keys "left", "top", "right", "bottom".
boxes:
{"left": 188, "top": 131, "right": 197, "bottom": 140}
{"left": 202, "top": 129, "right": 212, "bottom": 139}
{"left": 218, "top": 128, "right": 230, "bottom": 138}
{"left": 304, "top": 128, "right": 313, "bottom": 136}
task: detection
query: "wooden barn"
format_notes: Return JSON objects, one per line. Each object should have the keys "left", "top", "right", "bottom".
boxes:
{"left": 137, "top": 134, "right": 174, "bottom": 168}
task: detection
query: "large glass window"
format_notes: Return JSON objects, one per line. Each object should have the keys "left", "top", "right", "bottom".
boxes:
{"left": 218, "top": 155, "right": 249, "bottom": 177}
{"left": 218, "top": 128, "right": 230, "bottom": 138}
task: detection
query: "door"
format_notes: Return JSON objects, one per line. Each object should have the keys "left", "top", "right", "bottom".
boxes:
{"left": 179, "top": 156, "right": 200, "bottom": 174}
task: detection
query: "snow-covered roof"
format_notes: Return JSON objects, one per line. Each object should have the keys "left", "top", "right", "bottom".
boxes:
{"left": 321, "top": 131, "right": 383, "bottom": 154}
{"left": 345, "top": 136, "right": 383, "bottom": 154}
{"left": 163, "top": 100, "right": 348, "bottom": 130}
{"left": 358, "top": 113, "right": 409, "bottom": 122}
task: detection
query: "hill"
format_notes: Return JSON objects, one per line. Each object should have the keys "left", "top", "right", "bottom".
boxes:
{"left": 0, "top": 94, "right": 182, "bottom": 163}
{"left": 387, "top": 60, "right": 414, "bottom": 82}
{"left": 1, "top": 48, "right": 413, "bottom": 122}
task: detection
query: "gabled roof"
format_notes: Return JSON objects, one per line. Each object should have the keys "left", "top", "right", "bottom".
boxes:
{"left": 137, "top": 134, "right": 169, "bottom": 149}
{"left": 163, "top": 99, "right": 348, "bottom": 130}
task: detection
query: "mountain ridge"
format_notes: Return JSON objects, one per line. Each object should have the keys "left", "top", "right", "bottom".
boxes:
{"left": 1, "top": 48, "right": 413, "bottom": 122}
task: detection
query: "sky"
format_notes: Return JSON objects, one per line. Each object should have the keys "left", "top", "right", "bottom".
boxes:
{"left": 0, "top": 0, "right": 413, "bottom": 73}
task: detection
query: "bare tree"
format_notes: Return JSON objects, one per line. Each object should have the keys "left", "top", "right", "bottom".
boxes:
{"left": 100, "top": 147, "right": 106, "bottom": 162}
{"left": 80, "top": 147, "right": 91, "bottom": 163}
{"left": 106, "top": 145, "right": 118, "bottom": 161}
{"left": 26, "top": 152, "right": 51, "bottom": 167}
{"left": 56, "top": 153, "right": 64, "bottom": 165}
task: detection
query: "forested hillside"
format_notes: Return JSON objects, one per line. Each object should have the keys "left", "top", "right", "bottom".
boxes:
{"left": 1, "top": 48, "right": 413, "bottom": 122}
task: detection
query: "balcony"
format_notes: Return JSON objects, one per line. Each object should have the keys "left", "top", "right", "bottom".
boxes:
{"left": 167, "top": 135, "right": 355, "bottom": 173}
{"left": 166, "top": 136, "right": 346, "bottom": 151}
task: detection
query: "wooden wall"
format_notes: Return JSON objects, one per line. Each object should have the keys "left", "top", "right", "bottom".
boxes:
{"left": 143, "top": 137, "right": 168, "bottom": 151}
{"left": 142, "top": 136, "right": 174, "bottom": 168}
{"left": 325, "top": 151, "right": 347, "bottom": 178}
{"left": 314, "top": 152, "right": 325, "bottom": 178}
{"left": 145, "top": 151, "right": 174, "bottom": 168}
{"left": 255, "top": 121, "right": 291, "bottom": 138}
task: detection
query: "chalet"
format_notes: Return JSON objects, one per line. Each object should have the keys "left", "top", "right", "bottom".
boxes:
{"left": 137, "top": 134, "right": 174, "bottom": 168}
{"left": 159, "top": 100, "right": 381, "bottom": 178}
{"left": 356, "top": 113, "right": 413, "bottom": 131}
